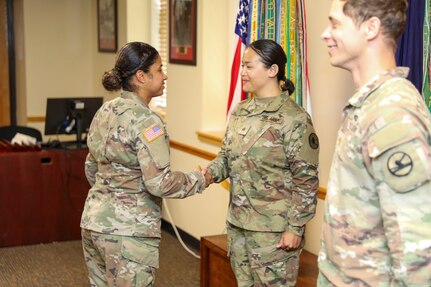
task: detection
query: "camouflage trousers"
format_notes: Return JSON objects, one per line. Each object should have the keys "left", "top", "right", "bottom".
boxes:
{"left": 81, "top": 229, "right": 160, "bottom": 287}
{"left": 317, "top": 272, "right": 337, "bottom": 287}
{"left": 227, "top": 223, "right": 303, "bottom": 287}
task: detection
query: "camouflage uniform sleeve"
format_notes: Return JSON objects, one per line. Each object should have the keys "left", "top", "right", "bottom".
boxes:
{"left": 366, "top": 108, "right": 431, "bottom": 284}
{"left": 84, "top": 152, "right": 97, "bottom": 187}
{"left": 207, "top": 122, "right": 232, "bottom": 183}
{"left": 284, "top": 116, "right": 319, "bottom": 236}
{"left": 208, "top": 115, "right": 238, "bottom": 182}
{"left": 135, "top": 122, "right": 206, "bottom": 199}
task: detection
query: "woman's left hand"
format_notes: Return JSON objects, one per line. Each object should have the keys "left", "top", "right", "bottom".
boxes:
{"left": 276, "top": 231, "right": 302, "bottom": 250}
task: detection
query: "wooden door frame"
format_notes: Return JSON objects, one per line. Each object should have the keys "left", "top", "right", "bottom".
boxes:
{"left": 0, "top": 0, "right": 15, "bottom": 126}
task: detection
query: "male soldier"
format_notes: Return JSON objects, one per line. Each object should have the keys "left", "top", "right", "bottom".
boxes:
{"left": 319, "top": 0, "right": 431, "bottom": 286}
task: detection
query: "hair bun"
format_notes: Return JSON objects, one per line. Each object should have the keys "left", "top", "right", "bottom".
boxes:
{"left": 281, "top": 77, "right": 295, "bottom": 95}
{"left": 101, "top": 69, "right": 123, "bottom": 91}
{"left": 285, "top": 79, "right": 295, "bottom": 95}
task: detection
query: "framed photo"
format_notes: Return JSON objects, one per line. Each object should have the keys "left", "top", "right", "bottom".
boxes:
{"left": 97, "top": 0, "right": 117, "bottom": 53}
{"left": 169, "top": 0, "right": 197, "bottom": 65}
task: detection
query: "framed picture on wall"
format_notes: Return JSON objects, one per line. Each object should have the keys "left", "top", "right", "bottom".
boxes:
{"left": 97, "top": 0, "right": 117, "bottom": 53}
{"left": 169, "top": 0, "right": 197, "bottom": 65}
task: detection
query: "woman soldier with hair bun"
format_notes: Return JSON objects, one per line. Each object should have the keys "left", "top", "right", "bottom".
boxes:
{"left": 203, "top": 39, "right": 320, "bottom": 287}
{"left": 80, "top": 42, "right": 209, "bottom": 287}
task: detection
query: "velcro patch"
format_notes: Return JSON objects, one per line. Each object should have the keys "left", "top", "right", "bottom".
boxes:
{"left": 261, "top": 114, "right": 283, "bottom": 124}
{"left": 387, "top": 152, "right": 413, "bottom": 177}
{"left": 296, "top": 123, "right": 319, "bottom": 165}
{"left": 143, "top": 124, "right": 164, "bottom": 142}
{"left": 380, "top": 140, "right": 430, "bottom": 193}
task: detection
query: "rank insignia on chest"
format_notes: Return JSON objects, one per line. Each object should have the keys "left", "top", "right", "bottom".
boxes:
{"left": 261, "top": 115, "right": 283, "bottom": 124}
{"left": 238, "top": 125, "right": 250, "bottom": 136}
{"left": 143, "top": 124, "right": 164, "bottom": 142}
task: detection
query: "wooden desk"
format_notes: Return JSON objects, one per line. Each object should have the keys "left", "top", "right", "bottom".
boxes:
{"left": 201, "top": 234, "right": 318, "bottom": 287}
{"left": 0, "top": 148, "right": 90, "bottom": 247}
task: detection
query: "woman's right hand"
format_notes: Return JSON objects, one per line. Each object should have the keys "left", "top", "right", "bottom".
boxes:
{"left": 196, "top": 166, "right": 213, "bottom": 187}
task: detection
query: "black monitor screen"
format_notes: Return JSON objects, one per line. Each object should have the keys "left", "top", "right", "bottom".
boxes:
{"left": 44, "top": 97, "right": 103, "bottom": 144}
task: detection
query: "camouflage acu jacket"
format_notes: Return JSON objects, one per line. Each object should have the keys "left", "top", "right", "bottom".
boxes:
{"left": 319, "top": 68, "right": 431, "bottom": 286}
{"left": 208, "top": 92, "right": 319, "bottom": 235}
{"left": 80, "top": 91, "right": 205, "bottom": 238}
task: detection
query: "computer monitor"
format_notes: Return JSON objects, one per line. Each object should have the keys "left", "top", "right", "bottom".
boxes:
{"left": 44, "top": 97, "right": 103, "bottom": 147}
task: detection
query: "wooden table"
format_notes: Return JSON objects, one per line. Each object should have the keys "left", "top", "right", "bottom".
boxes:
{"left": 201, "top": 234, "right": 318, "bottom": 287}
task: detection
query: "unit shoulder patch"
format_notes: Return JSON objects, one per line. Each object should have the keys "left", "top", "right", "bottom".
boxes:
{"left": 309, "top": 133, "right": 319, "bottom": 150}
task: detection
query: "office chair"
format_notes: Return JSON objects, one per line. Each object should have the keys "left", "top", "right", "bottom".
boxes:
{"left": 0, "top": 125, "right": 43, "bottom": 142}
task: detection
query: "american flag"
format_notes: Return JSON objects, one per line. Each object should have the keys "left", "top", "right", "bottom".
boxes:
{"left": 143, "top": 125, "right": 164, "bottom": 142}
{"left": 226, "top": 0, "right": 250, "bottom": 122}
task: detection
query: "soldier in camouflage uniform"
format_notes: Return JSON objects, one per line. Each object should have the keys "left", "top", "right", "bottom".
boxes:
{"left": 205, "top": 39, "right": 319, "bottom": 287}
{"left": 80, "top": 42, "right": 207, "bottom": 287}
{"left": 319, "top": 0, "right": 431, "bottom": 286}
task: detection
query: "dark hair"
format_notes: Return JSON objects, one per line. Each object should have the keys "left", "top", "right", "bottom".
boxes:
{"left": 248, "top": 39, "right": 295, "bottom": 95}
{"left": 102, "top": 42, "right": 159, "bottom": 92}
{"left": 342, "top": 0, "right": 407, "bottom": 47}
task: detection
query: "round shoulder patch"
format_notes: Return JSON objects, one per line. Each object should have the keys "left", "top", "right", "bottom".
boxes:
{"left": 387, "top": 151, "right": 413, "bottom": 177}
{"left": 379, "top": 140, "right": 429, "bottom": 193}
{"left": 309, "top": 133, "right": 319, "bottom": 149}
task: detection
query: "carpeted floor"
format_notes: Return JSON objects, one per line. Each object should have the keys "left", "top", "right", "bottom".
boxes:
{"left": 0, "top": 230, "right": 200, "bottom": 287}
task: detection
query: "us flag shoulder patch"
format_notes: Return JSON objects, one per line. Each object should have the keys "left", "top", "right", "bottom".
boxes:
{"left": 143, "top": 124, "right": 164, "bottom": 142}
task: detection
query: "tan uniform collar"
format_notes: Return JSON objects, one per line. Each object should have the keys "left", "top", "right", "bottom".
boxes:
{"left": 348, "top": 67, "right": 409, "bottom": 108}
{"left": 237, "top": 92, "right": 289, "bottom": 116}
{"left": 120, "top": 90, "right": 148, "bottom": 107}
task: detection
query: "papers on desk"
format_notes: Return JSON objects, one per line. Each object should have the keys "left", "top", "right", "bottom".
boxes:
{"left": 0, "top": 133, "right": 41, "bottom": 152}
{"left": 11, "top": 133, "right": 37, "bottom": 145}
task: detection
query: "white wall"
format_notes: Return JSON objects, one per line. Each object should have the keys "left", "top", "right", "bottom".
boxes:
{"left": 301, "top": 0, "right": 354, "bottom": 254}
{"left": 164, "top": 150, "right": 229, "bottom": 238}
{"left": 92, "top": 0, "right": 153, "bottom": 103}
{"left": 17, "top": 0, "right": 152, "bottom": 140}
{"left": 162, "top": 0, "right": 237, "bottom": 241}
{"left": 305, "top": 0, "right": 354, "bottom": 186}
{"left": 18, "top": 0, "right": 94, "bottom": 139}
{"left": 166, "top": 0, "right": 237, "bottom": 154}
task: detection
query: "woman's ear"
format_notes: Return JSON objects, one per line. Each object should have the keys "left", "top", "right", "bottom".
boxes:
{"left": 268, "top": 64, "right": 279, "bottom": 78}
{"left": 135, "top": 70, "right": 147, "bottom": 84}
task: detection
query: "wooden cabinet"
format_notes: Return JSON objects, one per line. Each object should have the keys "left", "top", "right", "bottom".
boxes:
{"left": 201, "top": 234, "right": 237, "bottom": 287}
{"left": 0, "top": 148, "right": 90, "bottom": 247}
{"left": 200, "top": 234, "right": 318, "bottom": 287}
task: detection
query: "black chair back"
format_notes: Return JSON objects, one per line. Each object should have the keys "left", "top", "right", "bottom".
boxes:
{"left": 0, "top": 125, "right": 43, "bottom": 142}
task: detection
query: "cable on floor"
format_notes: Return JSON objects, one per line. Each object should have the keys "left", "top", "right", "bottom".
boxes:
{"left": 162, "top": 199, "right": 200, "bottom": 259}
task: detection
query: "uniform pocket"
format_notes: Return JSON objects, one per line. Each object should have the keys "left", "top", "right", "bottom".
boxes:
{"left": 249, "top": 244, "right": 301, "bottom": 286}
{"left": 249, "top": 244, "right": 295, "bottom": 269}
{"left": 121, "top": 237, "right": 160, "bottom": 268}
